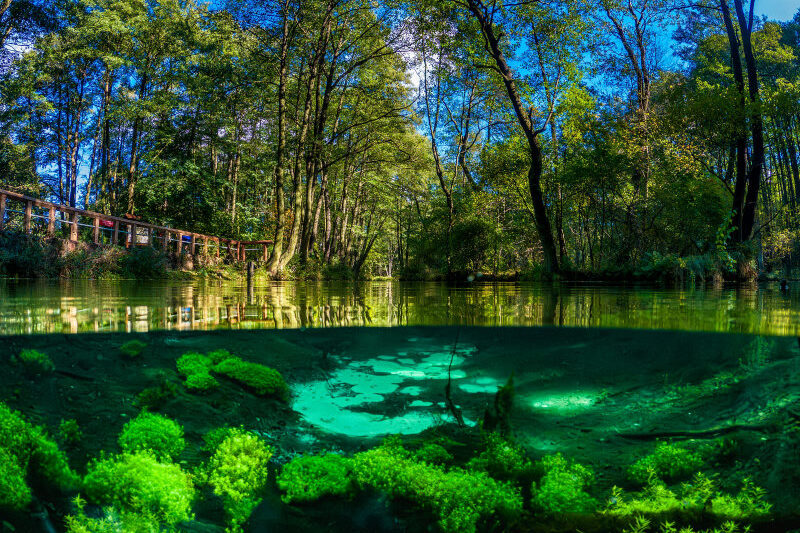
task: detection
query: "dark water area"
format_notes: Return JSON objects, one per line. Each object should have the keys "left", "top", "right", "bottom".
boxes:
{"left": 2, "top": 278, "right": 800, "bottom": 335}
{"left": 1, "top": 326, "right": 800, "bottom": 532}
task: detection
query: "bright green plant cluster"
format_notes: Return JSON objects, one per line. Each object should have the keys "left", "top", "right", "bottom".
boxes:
{"left": 531, "top": 453, "right": 597, "bottom": 515}
{"left": 628, "top": 443, "right": 704, "bottom": 484}
{"left": 119, "top": 339, "right": 147, "bottom": 358}
{"left": 352, "top": 441, "right": 522, "bottom": 533}
{"left": 118, "top": 412, "right": 185, "bottom": 461}
{"left": 277, "top": 453, "right": 355, "bottom": 503}
{"left": 15, "top": 348, "right": 55, "bottom": 374}
{"left": 202, "top": 428, "right": 273, "bottom": 530}
{"left": 82, "top": 452, "right": 195, "bottom": 526}
{"left": 607, "top": 473, "right": 771, "bottom": 523}
{"left": 414, "top": 443, "right": 453, "bottom": 465}
{"left": 176, "top": 352, "right": 220, "bottom": 393}
{"left": 467, "top": 432, "right": 530, "bottom": 479}
{"left": 622, "top": 515, "right": 748, "bottom": 533}
{"left": 64, "top": 495, "right": 160, "bottom": 533}
{"left": 59, "top": 418, "right": 82, "bottom": 446}
{"left": 0, "top": 402, "right": 77, "bottom": 511}
{"left": 135, "top": 374, "right": 178, "bottom": 410}
{"left": 212, "top": 356, "right": 288, "bottom": 398}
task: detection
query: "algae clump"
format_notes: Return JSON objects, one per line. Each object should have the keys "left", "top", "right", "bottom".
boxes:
{"left": 277, "top": 454, "right": 355, "bottom": 503}
{"left": 15, "top": 348, "right": 55, "bottom": 374}
{"left": 118, "top": 412, "right": 185, "bottom": 461}
{"left": 119, "top": 339, "right": 147, "bottom": 358}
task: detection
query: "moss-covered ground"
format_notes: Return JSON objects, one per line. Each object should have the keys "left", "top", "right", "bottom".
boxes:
{"left": 1, "top": 327, "right": 799, "bottom": 532}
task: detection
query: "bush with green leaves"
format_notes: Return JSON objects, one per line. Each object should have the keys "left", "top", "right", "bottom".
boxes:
{"left": 176, "top": 352, "right": 219, "bottom": 393}
{"left": 414, "top": 443, "right": 453, "bottom": 466}
{"left": 202, "top": 429, "right": 273, "bottom": 530}
{"left": 531, "top": 453, "right": 597, "bottom": 515}
{"left": 59, "top": 419, "right": 82, "bottom": 446}
{"left": 135, "top": 375, "right": 178, "bottom": 410}
{"left": 352, "top": 440, "right": 522, "bottom": 533}
{"left": 15, "top": 348, "right": 54, "bottom": 374}
{"left": 467, "top": 432, "right": 530, "bottom": 479}
{"left": 64, "top": 495, "right": 160, "bottom": 533}
{"left": 212, "top": 356, "right": 287, "bottom": 398}
{"left": 82, "top": 452, "right": 195, "bottom": 526}
{"left": 277, "top": 454, "right": 355, "bottom": 503}
{"left": 119, "top": 339, "right": 146, "bottom": 358}
{"left": 0, "top": 402, "right": 77, "bottom": 511}
{"left": 118, "top": 412, "right": 185, "bottom": 461}
{"left": 628, "top": 443, "right": 703, "bottom": 484}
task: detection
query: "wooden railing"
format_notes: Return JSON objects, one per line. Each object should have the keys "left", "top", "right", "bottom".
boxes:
{"left": 0, "top": 188, "right": 272, "bottom": 262}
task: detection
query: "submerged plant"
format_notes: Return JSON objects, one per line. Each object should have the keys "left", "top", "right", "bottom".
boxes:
{"left": 628, "top": 443, "right": 703, "bottom": 484}
{"left": 414, "top": 443, "right": 454, "bottom": 466}
{"left": 212, "top": 356, "right": 288, "bottom": 398}
{"left": 176, "top": 352, "right": 219, "bottom": 393}
{"left": 118, "top": 412, "right": 185, "bottom": 461}
{"left": 64, "top": 495, "right": 160, "bottom": 533}
{"left": 277, "top": 453, "right": 355, "bottom": 503}
{"left": 82, "top": 452, "right": 195, "bottom": 526}
{"left": 202, "top": 428, "right": 272, "bottom": 530}
{"left": 120, "top": 339, "right": 147, "bottom": 359}
{"left": 467, "top": 432, "right": 530, "bottom": 480}
{"left": 15, "top": 348, "right": 55, "bottom": 374}
{"left": 0, "top": 402, "right": 78, "bottom": 511}
{"left": 59, "top": 418, "right": 82, "bottom": 446}
{"left": 531, "top": 453, "right": 597, "bottom": 515}
{"left": 135, "top": 374, "right": 178, "bottom": 410}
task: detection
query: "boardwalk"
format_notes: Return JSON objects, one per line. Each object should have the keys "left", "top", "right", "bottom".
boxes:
{"left": 0, "top": 188, "right": 272, "bottom": 262}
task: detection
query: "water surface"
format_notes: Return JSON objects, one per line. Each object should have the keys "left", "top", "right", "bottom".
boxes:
{"left": 1, "top": 278, "right": 798, "bottom": 335}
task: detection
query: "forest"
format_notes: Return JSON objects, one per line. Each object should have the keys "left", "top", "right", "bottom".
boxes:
{"left": 1, "top": 0, "right": 799, "bottom": 281}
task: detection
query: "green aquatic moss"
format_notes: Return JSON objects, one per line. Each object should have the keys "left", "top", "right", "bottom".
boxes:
{"left": 352, "top": 441, "right": 522, "bottom": 533}
{"left": 118, "top": 412, "right": 185, "bottom": 461}
{"left": 212, "top": 356, "right": 287, "bottom": 398}
{"left": 0, "top": 402, "right": 77, "bottom": 511}
{"left": 531, "top": 453, "right": 597, "bottom": 515}
{"left": 119, "top": 339, "right": 147, "bottom": 358}
{"left": 64, "top": 495, "right": 160, "bottom": 533}
{"left": 467, "top": 432, "right": 530, "bottom": 479}
{"left": 176, "top": 352, "right": 219, "bottom": 392}
{"left": 207, "top": 348, "right": 234, "bottom": 364}
{"left": 628, "top": 443, "right": 703, "bottom": 484}
{"left": 414, "top": 443, "right": 453, "bottom": 466}
{"left": 203, "top": 429, "right": 273, "bottom": 530}
{"left": 15, "top": 348, "right": 55, "bottom": 374}
{"left": 135, "top": 375, "right": 178, "bottom": 410}
{"left": 82, "top": 452, "right": 195, "bottom": 526}
{"left": 277, "top": 454, "right": 355, "bottom": 503}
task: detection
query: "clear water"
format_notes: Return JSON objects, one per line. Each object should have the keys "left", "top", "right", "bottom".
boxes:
{"left": 1, "top": 278, "right": 799, "bottom": 335}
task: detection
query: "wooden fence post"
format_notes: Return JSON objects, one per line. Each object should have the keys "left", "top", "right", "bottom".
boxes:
{"left": 0, "top": 193, "right": 6, "bottom": 231}
{"left": 162, "top": 230, "right": 169, "bottom": 252}
{"left": 176, "top": 232, "right": 183, "bottom": 255}
{"left": 24, "top": 200, "right": 32, "bottom": 234}
{"left": 93, "top": 217, "right": 100, "bottom": 244}
{"left": 112, "top": 221, "right": 119, "bottom": 245}
{"left": 263, "top": 244, "right": 268, "bottom": 262}
{"left": 147, "top": 227, "right": 153, "bottom": 247}
{"left": 190, "top": 234, "right": 196, "bottom": 255}
{"left": 216, "top": 238, "right": 220, "bottom": 259}
{"left": 70, "top": 211, "right": 78, "bottom": 240}
{"left": 48, "top": 207, "right": 55, "bottom": 236}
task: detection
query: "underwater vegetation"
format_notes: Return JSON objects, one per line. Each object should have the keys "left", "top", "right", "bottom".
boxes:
{"left": 176, "top": 349, "right": 288, "bottom": 398}
{"left": 118, "top": 412, "right": 185, "bottom": 461}
{"left": 0, "top": 401, "right": 77, "bottom": 511}
{"left": 200, "top": 428, "right": 273, "bottom": 530}
{"left": 628, "top": 443, "right": 704, "bottom": 484}
{"left": 531, "top": 453, "right": 598, "bottom": 515}
{"left": 277, "top": 453, "right": 355, "bottom": 503}
{"left": 119, "top": 339, "right": 147, "bottom": 358}
{"left": 58, "top": 418, "right": 82, "bottom": 447}
{"left": 14, "top": 348, "right": 55, "bottom": 374}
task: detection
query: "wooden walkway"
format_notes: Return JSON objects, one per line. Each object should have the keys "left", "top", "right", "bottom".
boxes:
{"left": 0, "top": 188, "right": 272, "bottom": 262}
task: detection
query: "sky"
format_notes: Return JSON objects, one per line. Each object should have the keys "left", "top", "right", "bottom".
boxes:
{"left": 760, "top": 0, "right": 800, "bottom": 21}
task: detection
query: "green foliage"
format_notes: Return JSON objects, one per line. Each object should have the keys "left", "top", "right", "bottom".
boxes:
{"left": 0, "top": 401, "right": 77, "bottom": 510}
{"left": 531, "top": 453, "right": 597, "bottom": 515}
{"left": 176, "top": 352, "right": 219, "bottom": 393}
{"left": 202, "top": 429, "right": 273, "bottom": 529}
{"left": 628, "top": 443, "right": 704, "bottom": 484}
{"left": 59, "top": 418, "right": 82, "bottom": 446}
{"left": 212, "top": 356, "right": 288, "bottom": 399}
{"left": 413, "top": 443, "right": 453, "bottom": 466}
{"left": 119, "top": 339, "right": 147, "bottom": 359}
{"left": 15, "top": 348, "right": 54, "bottom": 374}
{"left": 135, "top": 374, "right": 178, "bottom": 411}
{"left": 352, "top": 441, "right": 522, "bottom": 533}
{"left": 82, "top": 452, "right": 195, "bottom": 526}
{"left": 118, "top": 247, "right": 168, "bottom": 279}
{"left": 277, "top": 454, "right": 355, "bottom": 503}
{"left": 65, "top": 496, "right": 160, "bottom": 533}
{"left": 467, "top": 432, "right": 530, "bottom": 480}
{"left": 118, "top": 412, "right": 185, "bottom": 461}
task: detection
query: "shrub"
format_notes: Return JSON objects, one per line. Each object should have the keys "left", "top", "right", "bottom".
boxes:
{"left": 352, "top": 441, "right": 522, "bottom": 533}
{"left": 15, "top": 348, "right": 55, "bottom": 374}
{"left": 628, "top": 443, "right": 703, "bottom": 484}
{"left": 277, "top": 454, "right": 354, "bottom": 503}
{"left": 531, "top": 453, "right": 597, "bottom": 515}
{"left": 0, "top": 402, "right": 78, "bottom": 511}
{"left": 119, "top": 340, "right": 146, "bottom": 359}
{"left": 59, "top": 419, "right": 82, "bottom": 446}
{"left": 212, "top": 357, "right": 287, "bottom": 398}
{"left": 203, "top": 429, "right": 273, "bottom": 529}
{"left": 119, "top": 247, "right": 168, "bottom": 279}
{"left": 176, "top": 352, "right": 218, "bottom": 393}
{"left": 83, "top": 452, "right": 195, "bottom": 526}
{"left": 118, "top": 412, "right": 185, "bottom": 461}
